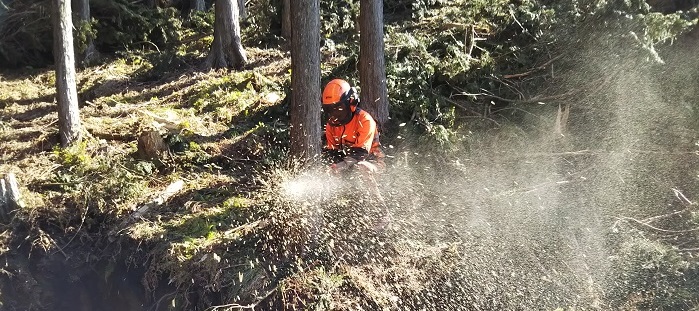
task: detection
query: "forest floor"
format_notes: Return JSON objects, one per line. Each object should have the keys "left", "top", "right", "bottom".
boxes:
{"left": 0, "top": 38, "right": 462, "bottom": 310}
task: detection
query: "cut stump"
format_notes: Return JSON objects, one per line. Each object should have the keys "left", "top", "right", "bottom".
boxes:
{"left": 0, "top": 173, "right": 24, "bottom": 222}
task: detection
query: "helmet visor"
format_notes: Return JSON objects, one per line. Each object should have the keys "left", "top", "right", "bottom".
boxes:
{"left": 322, "top": 101, "right": 351, "bottom": 126}
{"left": 322, "top": 101, "right": 344, "bottom": 115}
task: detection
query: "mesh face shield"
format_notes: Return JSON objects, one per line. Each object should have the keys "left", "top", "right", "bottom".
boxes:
{"left": 323, "top": 100, "right": 352, "bottom": 126}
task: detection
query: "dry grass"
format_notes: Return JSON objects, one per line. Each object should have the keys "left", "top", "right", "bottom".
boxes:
{"left": 0, "top": 34, "right": 474, "bottom": 310}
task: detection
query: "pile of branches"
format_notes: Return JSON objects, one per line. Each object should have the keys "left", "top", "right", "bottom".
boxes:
{"left": 0, "top": 0, "right": 52, "bottom": 68}
{"left": 0, "top": 0, "right": 186, "bottom": 68}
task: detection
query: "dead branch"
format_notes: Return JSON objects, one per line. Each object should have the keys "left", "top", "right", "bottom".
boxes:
{"left": 479, "top": 89, "right": 577, "bottom": 104}
{"left": 673, "top": 188, "right": 695, "bottom": 207}
{"left": 635, "top": 189, "right": 696, "bottom": 225}
{"left": 640, "top": 209, "right": 689, "bottom": 224}
{"left": 617, "top": 216, "right": 699, "bottom": 234}
{"left": 453, "top": 88, "right": 577, "bottom": 105}
{"left": 206, "top": 287, "right": 277, "bottom": 311}
{"left": 503, "top": 55, "right": 564, "bottom": 79}
{"left": 109, "top": 180, "right": 185, "bottom": 239}
{"left": 132, "top": 180, "right": 185, "bottom": 219}
{"left": 223, "top": 219, "right": 269, "bottom": 238}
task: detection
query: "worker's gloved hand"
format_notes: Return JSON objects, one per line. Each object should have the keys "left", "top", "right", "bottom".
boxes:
{"left": 329, "top": 157, "right": 357, "bottom": 174}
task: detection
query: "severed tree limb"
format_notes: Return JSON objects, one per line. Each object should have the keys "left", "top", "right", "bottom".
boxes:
{"left": 109, "top": 180, "right": 185, "bottom": 239}
{"left": 640, "top": 209, "right": 690, "bottom": 225}
{"left": 130, "top": 180, "right": 184, "bottom": 220}
{"left": 453, "top": 88, "right": 577, "bottom": 105}
{"left": 620, "top": 189, "right": 697, "bottom": 228}
{"left": 479, "top": 89, "right": 577, "bottom": 104}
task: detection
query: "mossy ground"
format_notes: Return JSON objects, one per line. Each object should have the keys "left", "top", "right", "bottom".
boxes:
{"left": 2, "top": 2, "right": 699, "bottom": 310}
{"left": 0, "top": 28, "right": 468, "bottom": 310}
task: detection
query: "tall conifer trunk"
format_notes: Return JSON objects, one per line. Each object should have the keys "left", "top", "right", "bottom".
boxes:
{"left": 289, "top": 0, "right": 321, "bottom": 160}
{"left": 359, "top": 0, "right": 389, "bottom": 130}
{"left": 52, "top": 0, "right": 81, "bottom": 146}
{"left": 205, "top": 0, "right": 247, "bottom": 69}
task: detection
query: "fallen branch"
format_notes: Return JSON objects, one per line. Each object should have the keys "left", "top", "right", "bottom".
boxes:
{"left": 222, "top": 219, "right": 269, "bottom": 239}
{"left": 673, "top": 188, "right": 695, "bottom": 207}
{"left": 206, "top": 287, "right": 278, "bottom": 311}
{"left": 479, "top": 89, "right": 577, "bottom": 104}
{"left": 109, "top": 180, "right": 185, "bottom": 239}
{"left": 503, "top": 55, "right": 563, "bottom": 79}
{"left": 133, "top": 180, "right": 184, "bottom": 219}
{"left": 640, "top": 208, "right": 690, "bottom": 225}
{"left": 616, "top": 216, "right": 699, "bottom": 234}
{"left": 617, "top": 189, "right": 697, "bottom": 232}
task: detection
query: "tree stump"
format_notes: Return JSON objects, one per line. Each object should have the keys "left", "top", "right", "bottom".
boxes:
{"left": 136, "top": 130, "right": 168, "bottom": 160}
{"left": 0, "top": 173, "right": 24, "bottom": 222}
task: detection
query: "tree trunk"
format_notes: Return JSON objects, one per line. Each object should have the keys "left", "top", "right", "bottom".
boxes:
{"left": 359, "top": 0, "right": 389, "bottom": 130}
{"left": 205, "top": 0, "right": 247, "bottom": 70}
{"left": 190, "top": 0, "right": 205, "bottom": 12}
{"left": 281, "top": 0, "right": 291, "bottom": 39}
{"left": 73, "top": 0, "right": 98, "bottom": 66}
{"left": 238, "top": 0, "right": 246, "bottom": 19}
{"left": 289, "top": 0, "right": 321, "bottom": 161}
{"left": 52, "top": 0, "right": 81, "bottom": 147}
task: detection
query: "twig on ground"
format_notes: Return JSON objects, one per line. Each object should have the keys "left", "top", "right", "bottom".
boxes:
{"left": 616, "top": 216, "right": 699, "bottom": 234}
{"left": 150, "top": 290, "right": 177, "bottom": 311}
{"left": 503, "top": 55, "right": 563, "bottom": 79}
{"left": 640, "top": 208, "right": 689, "bottom": 224}
{"left": 673, "top": 188, "right": 695, "bottom": 207}
{"left": 52, "top": 196, "right": 90, "bottom": 256}
{"left": 206, "top": 287, "right": 278, "bottom": 311}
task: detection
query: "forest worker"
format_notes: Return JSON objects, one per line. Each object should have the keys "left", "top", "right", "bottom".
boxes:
{"left": 321, "top": 78, "right": 385, "bottom": 176}
{"left": 321, "top": 78, "right": 390, "bottom": 230}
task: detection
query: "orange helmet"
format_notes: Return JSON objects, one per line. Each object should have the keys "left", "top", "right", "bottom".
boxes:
{"left": 322, "top": 79, "right": 352, "bottom": 105}
{"left": 322, "top": 79, "right": 358, "bottom": 126}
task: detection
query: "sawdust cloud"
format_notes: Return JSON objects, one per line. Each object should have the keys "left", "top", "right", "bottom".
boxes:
{"left": 271, "top": 27, "right": 699, "bottom": 309}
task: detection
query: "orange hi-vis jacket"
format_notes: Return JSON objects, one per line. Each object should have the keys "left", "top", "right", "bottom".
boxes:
{"left": 325, "top": 106, "right": 381, "bottom": 158}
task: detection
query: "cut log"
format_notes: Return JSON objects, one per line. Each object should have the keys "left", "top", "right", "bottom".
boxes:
{"left": 0, "top": 173, "right": 24, "bottom": 222}
{"left": 0, "top": 178, "right": 7, "bottom": 221}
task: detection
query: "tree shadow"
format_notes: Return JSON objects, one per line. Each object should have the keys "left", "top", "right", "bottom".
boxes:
{"left": 9, "top": 103, "right": 55, "bottom": 121}
{"left": 2, "top": 131, "right": 60, "bottom": 163}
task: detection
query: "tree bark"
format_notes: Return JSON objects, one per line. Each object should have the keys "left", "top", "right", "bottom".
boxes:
{"left": 359, "top": 0, "right": 389, "bottom": 130}
{"left": 190, "top": 0, "right": 205, "bottom": 12}
{"left": 281, "top": 0, "right": 291, "bottom": 39}
{"left": 289, "top": 0, "right": 321, "bottom": 161}
{"left": 52, "top": 0, "right": 82, "bottom": 146}
{"left": 205, "top": 0, "right": 247, "bottom": 70}
{"left": 73, "top": 0, "right": 98, "bottom": 66}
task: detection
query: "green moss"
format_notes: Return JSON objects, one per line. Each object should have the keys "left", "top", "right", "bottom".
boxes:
{"left": 222, "top": 196, "right": 249, "bottom": 209}
{"left": 52, "top": 141, "right": 92, "bottom": 168}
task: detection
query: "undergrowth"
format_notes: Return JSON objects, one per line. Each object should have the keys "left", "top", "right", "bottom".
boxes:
{"left": 0, "top": 0, "right": 698, "bottom": 310}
